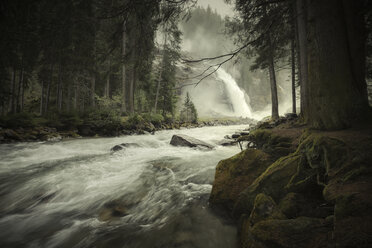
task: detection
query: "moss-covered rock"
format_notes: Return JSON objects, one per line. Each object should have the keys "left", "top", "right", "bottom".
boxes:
{"left": 238, "top": 129, "right": 294, "bottom": 158}
{"left": 241, "top": 217, "right": 332, "bottom": 248}
{"left": 233, "top": 153, "right": 301, "bottom": 217}
{"left": 278, "top": 193, "right": 307, "bottom": 219}
{"left": 209, "top": 149, "right": 273, "bottom": 210}
{"left": 209, "top": 124, "right": 372, "bottom": 247}
{"left": 248, "top": 193, "right": 286, "bottom": 226}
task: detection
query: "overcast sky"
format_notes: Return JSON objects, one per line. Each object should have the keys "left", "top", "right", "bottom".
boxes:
{"left": 197, "top": 0, "right": 235, "bottom": 17}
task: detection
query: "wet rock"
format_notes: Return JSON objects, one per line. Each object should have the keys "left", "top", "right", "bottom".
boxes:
{"left": 78, "top": 125, "right": 94, "bottom": 136}
{"left": 98, "top": 200, "right": 128, "bottom": 222}
{"left": 279, "top": 193, "right": 307, "bottom": 219}
{"left": 110, "top": 143, "right": 140, "bottom": 152}
{"left": 170, "top": 134, "right": 214, "bottom": 149}
{"left": 285, "top": 113, "right": 298, "bottom": 119}
{"left": 209, "top": 149, "right": 273, "bottom": 210}
{"left": 111, "top": 145, "right": 124, "bottom": 152}
{"left": 233, "top": 152, "right": 301, "bottom": 217}
{"left": 241, "top": 217, "right": 332, "bottom": 248}
{"left": 248, "top": 193, "right": 286, "bottom": 225}
{"left": 3, "top": 129, "right": 21, "bottom": 140}
{"left": 231, "top": 133, "right": 241, "bottom": 139}
{"left": 217, "top": 139, "right": 237, "bottom": 146}
{"left": 237, "top": 129, "right": 293, "bottom": 158}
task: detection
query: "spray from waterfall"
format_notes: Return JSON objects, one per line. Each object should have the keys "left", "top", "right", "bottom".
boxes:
{"left": 215, "top": 68, "right": 252, "bottom": 118}
{"left": 180, "top": 66, "right": 254, "bottom": 119}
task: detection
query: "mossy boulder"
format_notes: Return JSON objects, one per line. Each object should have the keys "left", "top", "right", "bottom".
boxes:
{"left": 234, "top": 133, "right": 347, "bottom": 218}
{"left": 248, "top": 193, "right": 286, "bottom": 226}
{"left": 241, "top": 217, "right": 332, "bottom": 248}
{"left": 233, "top": 153, "right": 301, "bottom": 217}
{"left": 238, "top": 129, "right": 294, "bottom": 158}
{"left": 209, "top": 149, "right": 273, "bottom": 210}
{"left": 331, "top": 193, "right": 372, "bottom": 248}
{"left": 278, "top": 193, "right": 307, "bottom": 219}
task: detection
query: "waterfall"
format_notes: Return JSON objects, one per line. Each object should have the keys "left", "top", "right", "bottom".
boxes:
{"left": 180, "top": 65, "right": 253, "bottom": 119}
{"left": 215, "top": 68, "right": 253, "bottom": 118}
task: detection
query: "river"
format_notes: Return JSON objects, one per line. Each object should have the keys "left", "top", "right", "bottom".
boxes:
{"left": 0, "top": 125, "right": 248, "bottom": 248}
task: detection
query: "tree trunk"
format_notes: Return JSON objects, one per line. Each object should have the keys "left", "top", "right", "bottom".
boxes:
{"left": 291, "top": 33, "right": 297, "bottom": 114}
{"left": 154, "top": 29, "right": 167, "bottom": 114}
{"left": 57, "top": 63, "right": 63, "bottom": 112}
{"left": 296, "top": 0, "right": 308, "bottom": 119}
{"left": 21, "top": 75, "right": 25, "bottom": 112}
{"left": 17, "top": 66, "right": 24, "bottom": 113}
{"left": 10, "top": 67, "right": 16, "bottom": 114}
{"left": 67, "top": 84, "right": 71, "bottom": 112}
{"left": 74, "top": 81, "right": 78, "bottom": 111}
{"left": 105, "top": 57, "right": 111, "bottom": 98}
{"left": 121, "top": 20, "right": 127, "bottom": 114}
{"left": 45, "top": 64, "right": 53, "bottom": 114}
{"left": 128, "top": 47, "right": 135, "bottom": 114}
{"left": 40, "top": 80, "right": 44, "bottom": 115}
{"left": 306, "top": 0, "right": 369, "bottom": 129}
{"left": 91, "top": 74, "right": 95, "bottom": 107}
{"left": 268, "top": 58, "right": 279, "bottom": 120}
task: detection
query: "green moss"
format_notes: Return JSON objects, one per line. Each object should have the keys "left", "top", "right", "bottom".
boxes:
{"left": 209, "top": 149, "right": 273, "bottom": 210}
{"left": 249, "top": 193, "right": 286, "bottom": 225}
{"left": 247, "top": 217, "right": 331, "bottom": 248}
{"left": 342, "top": 166, "right": 370, "bottom": 183}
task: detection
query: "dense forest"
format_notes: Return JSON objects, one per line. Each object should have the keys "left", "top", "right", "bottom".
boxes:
{"left": 0, "top": 0, "right": 197, "bottom": 135}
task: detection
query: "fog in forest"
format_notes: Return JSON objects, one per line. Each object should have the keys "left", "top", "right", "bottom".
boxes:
{"left": 177, "top": 3, "right": 297, "bottom": 119}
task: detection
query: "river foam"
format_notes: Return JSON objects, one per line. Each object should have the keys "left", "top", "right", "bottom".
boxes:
{"left": 0, "top": 125, "right": 247, "bottom": 248}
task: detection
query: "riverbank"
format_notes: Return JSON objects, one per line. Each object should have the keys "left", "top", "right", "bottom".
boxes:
{"left": 0, "top": 116, "right": 255, "bottom": 144}
{"left": 209, "top": 117, "right": 372, "bottom": 248}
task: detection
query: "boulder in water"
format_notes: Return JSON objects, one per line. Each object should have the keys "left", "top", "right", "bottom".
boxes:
{"left": 170, "top": 134, "right": 214, "bottom": 149}
{"left": 217, "top": 139, "right": 237, "bottom": 146}
{"left": 110, "top": 143, "right": 140, "bottom": 152}
{"left": 98, "top": 200, "right": 128, "bottom": 222}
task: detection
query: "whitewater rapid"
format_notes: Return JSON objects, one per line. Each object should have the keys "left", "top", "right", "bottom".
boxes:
{"left": 0, "top": 125, "right": 248, "bottom": 248}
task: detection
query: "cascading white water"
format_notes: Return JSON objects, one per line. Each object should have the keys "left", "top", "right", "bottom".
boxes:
{"left": 180, "top": 65, "right": 253, "bottom": 119}
{"left": 215, "top": 68, "right": 252, "bottom": 118}
{"left": 0, "top": 125, "right": 248, "bottom": 248}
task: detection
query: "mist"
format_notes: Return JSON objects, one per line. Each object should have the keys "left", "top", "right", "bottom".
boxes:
{"left": 178, "top": 5, "right": 297, "bottom": 120}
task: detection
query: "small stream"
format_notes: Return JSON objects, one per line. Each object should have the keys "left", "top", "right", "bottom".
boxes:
{"left": 0, "top": 125, "right": 247, "bottom": 248}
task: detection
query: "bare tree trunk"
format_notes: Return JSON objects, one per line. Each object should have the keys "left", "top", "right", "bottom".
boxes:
{"left": 91, "top": 74, "right": 95, "bottom": 107}
{"left": 154, "top": 64, "right": 162, "bottom": 114}
{"left": 17, "top": 65, "right": 24, "bottom": 113}
{"left": 10, "top": 67, "right": 16, "bottom": 114}
{"left": 57, "top": 62, "right": 63, "bottom": 112}
{"left": 74, "top": 81, "right": 78, "bottom": 111}
{"left": 268, "top": 58, "right": 279, "bottom": 120}
{"left": 128, "top": 18, "right": 137, "bottom": 114}
{"left": 45, "top": 64, "right": 53, "bottom": 114}
{"left": 105, "top": 57, "right": 111, "bottom": 98}
{"left": 67, "top": 84, "right": 71, "bottom": 112}
{"left": 40, "top": 80, "right": 44, "bottom": 115}
{"left": 21, "top": 75, "right": 25, "bottom": 112}
{"left": 121, "top": 20, "right": 127, "bottom": 114}
{"left": 128, "top": 50, "right": 136, "bottom": 114}
{"left": 154, "top": 28, "right": 167, "bottom": 114}
{"left": 291, "top": 33, "right": 297, "bottom": 114}
{"left": 296, "top": 0, "right": 308, "bottom": 119}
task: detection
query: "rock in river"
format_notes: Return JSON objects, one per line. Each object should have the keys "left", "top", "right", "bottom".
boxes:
{"left": 111, "top": 143, "right": 140, "bottom": 152}
{"left": 170, "top": 134, "right": 214, "bottom": 149}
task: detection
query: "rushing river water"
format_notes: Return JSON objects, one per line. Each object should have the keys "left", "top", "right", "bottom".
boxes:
{"left": 0, "top": 125, "right": 248, "bottom": 248}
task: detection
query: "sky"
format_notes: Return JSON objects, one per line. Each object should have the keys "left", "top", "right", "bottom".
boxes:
{"left": 197, "top": 0, "right": 235, "bottom": 17}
